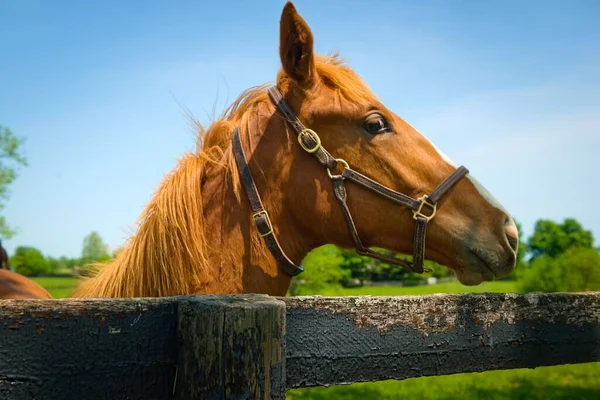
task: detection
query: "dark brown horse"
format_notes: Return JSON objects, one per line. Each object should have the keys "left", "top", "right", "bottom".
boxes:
{"left": 0, "top": 241, "right": 10, "bottom": 271}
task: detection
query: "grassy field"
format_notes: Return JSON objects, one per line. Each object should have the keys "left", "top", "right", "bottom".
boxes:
{"left": 287, "top": 363, "right": 600, "bottom": 400}
{"left": 31, "top": 276, "right": 80, "bottom": 298}
{"left": 31, "top": 277, "right": 517, "bottom": 299}
{"left": 32, "top": 277, "right": 600, "bottom": 399}
{"left": 313, "top": 280, "right": 516, "bottom": 296}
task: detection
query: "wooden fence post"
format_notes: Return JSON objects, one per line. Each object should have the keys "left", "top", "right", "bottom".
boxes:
{"left": 176, "top": 294, "right": 287, "bottom": 400}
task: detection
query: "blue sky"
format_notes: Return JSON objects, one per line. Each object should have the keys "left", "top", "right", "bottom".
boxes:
{"left": 1, "top": 0, "right": 599, "bottom": 258}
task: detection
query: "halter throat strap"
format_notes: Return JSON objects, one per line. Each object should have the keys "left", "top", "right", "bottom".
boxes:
{"left": 231, "top": 86, "right": 468, "bottom": 276}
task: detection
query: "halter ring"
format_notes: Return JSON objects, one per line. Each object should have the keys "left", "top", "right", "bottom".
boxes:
{"left": 327, "top": 158, "right": 350, "bottom": 179}
{"left": 412, "top": 195, "right": 437, "bottom": 221}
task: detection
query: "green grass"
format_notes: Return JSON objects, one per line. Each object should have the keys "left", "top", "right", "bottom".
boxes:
{"left": 315, "top": 280, "right": 517, "bottom": 296}
{"left": 31, "top": 276, "right": 79, "bottom": 298}
{"left": 32, "top": 276, "right": 518, "bottom": 299}
{"left": 287, "top": 363, "right": 600, "bottom": 400}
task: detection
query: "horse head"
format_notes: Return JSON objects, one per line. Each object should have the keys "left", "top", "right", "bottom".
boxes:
{"left": 246, "top": 2, "right": 518, "bottom": 285}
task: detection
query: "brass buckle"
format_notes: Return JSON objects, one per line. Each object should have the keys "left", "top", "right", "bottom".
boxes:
{"left": 412, "top": 195, "right": 437, "bottom": 221}
{"left": 298, "top": 129, "right": 321, "bottom": 153}
{"left": 327, "top": 158, "right": 350, "bottom": 179}
{"left": 252, "top": 210, "right": 273, "bottom": 237}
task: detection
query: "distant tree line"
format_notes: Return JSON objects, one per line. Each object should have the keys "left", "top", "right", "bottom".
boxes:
{"left": 10, "top": 231, "right": 113, "bottom": 276}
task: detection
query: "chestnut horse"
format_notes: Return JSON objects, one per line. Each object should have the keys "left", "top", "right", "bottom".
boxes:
{"left": 0, "top": 269, "right": 52, "bottom": 299}
{"left": 0, "top": 242, "right": 52, "bottom": 299}
{"left": 4, "top": 2, "right": 518, "bottom": 299}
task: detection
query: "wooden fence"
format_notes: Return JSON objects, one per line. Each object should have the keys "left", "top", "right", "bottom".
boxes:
{"left": 0, "top": 292, "right": 598, "bottom": 399}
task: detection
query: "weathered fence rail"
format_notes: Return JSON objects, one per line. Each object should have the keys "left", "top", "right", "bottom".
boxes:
{"left": 284, "top": 294, "right": 600, "bottom": 388}
{"left": 0, "top": 292, "right": 598, "bottom": 399}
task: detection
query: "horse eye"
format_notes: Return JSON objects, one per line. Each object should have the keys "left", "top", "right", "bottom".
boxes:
{"left": 363, "top": 114, "right": 390, "bottom": 134}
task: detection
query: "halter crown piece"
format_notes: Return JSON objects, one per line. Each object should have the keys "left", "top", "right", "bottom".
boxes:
{"left": 232, "top": 86, "right": 469, "bottom": 277}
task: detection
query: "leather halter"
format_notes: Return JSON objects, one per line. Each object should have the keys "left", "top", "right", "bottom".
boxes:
{"left": 232, "top": 86, "right": 469, "bottom": 276}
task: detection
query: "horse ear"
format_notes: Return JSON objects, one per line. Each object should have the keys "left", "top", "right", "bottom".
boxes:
{"left": 279, "top": 2, "right": 317, "bottom": 86}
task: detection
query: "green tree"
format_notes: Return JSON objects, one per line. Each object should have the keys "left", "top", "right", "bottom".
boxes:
{"left": 527, "top": 218, "right": 593, "bottom": 260}
{"left": 339, "top": 248, "right": 451, "bottom": 283}
{"left": 47, "top": 256, "right": 80, "bottom": 274}
{"left": 10, "top": 246, "right": 50, "bottom": 276}
{"left": 290, "top": 245, "right": 350, "bottom": 295}
{"left": 514, "top": 219, "right": 527, "bottom": 269}
{"left": 81, "top": 231, "right": 110, "bottom": 262}
{"left": 518, "top": 247, "right": 600, "bottom": 293}
{"left": 0, "top": 125, "right": 28, "bottom": 239}
{"left": 61, "top": 256, "right": 80, "bottom": 270}
{"left": 46, "top": 257, "right": 61, "bottom": 274}
{"left": 426, "top": 260, "right": 453, "bottom": 279}
{"left": 339, "top": 249, "right": 372, "bottom": 282}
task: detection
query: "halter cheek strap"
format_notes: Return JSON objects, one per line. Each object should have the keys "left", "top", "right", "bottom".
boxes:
{"left": 232, "top": 129, "right": 304, "bottom": 276}
{"left": 231, "top": 86, "right": 468, "bottom": 276}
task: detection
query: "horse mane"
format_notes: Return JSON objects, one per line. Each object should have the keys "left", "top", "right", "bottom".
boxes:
{"left": 71, "top": 54, "right": 374, "bottom": 298}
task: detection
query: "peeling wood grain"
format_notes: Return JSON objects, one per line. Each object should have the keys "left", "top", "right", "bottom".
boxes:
{"left": 283, "top": 293, "right": 600, "bottom": 335}
{"left": 283, "top": 293, "right": 600, "bottom": 388}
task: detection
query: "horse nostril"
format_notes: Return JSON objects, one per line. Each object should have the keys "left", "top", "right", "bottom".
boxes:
{"left": 504, "top": 220, "right": 519, "bottom": 253}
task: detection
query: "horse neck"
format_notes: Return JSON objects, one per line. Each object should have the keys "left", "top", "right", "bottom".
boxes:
{"left": 199, "top": 109, "right": 318, "bottom": 296}
{"left": 71, "top": 101, "right": 316, "bottom": 298}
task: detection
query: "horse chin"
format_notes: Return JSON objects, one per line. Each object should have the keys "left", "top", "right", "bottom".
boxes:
{"left": 454, "top": 264, "right": 496, "bottom": 286}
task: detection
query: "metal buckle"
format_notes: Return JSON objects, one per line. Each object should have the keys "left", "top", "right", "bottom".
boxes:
{"left": 298, "top": 129, "right": 321, "bottom": 153}
{"left": 327, "top": 158, "right": 349, "bottom": 179}
{"left": 412, "top": 195, "right": 437, "bottom": 222}
{"left": 252, "top": 210, "right": 273, "bottom": 237}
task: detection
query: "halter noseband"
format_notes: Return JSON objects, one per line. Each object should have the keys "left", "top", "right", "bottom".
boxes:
{"left": 232, "top": 86, "right": 469, "bottom": 276}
